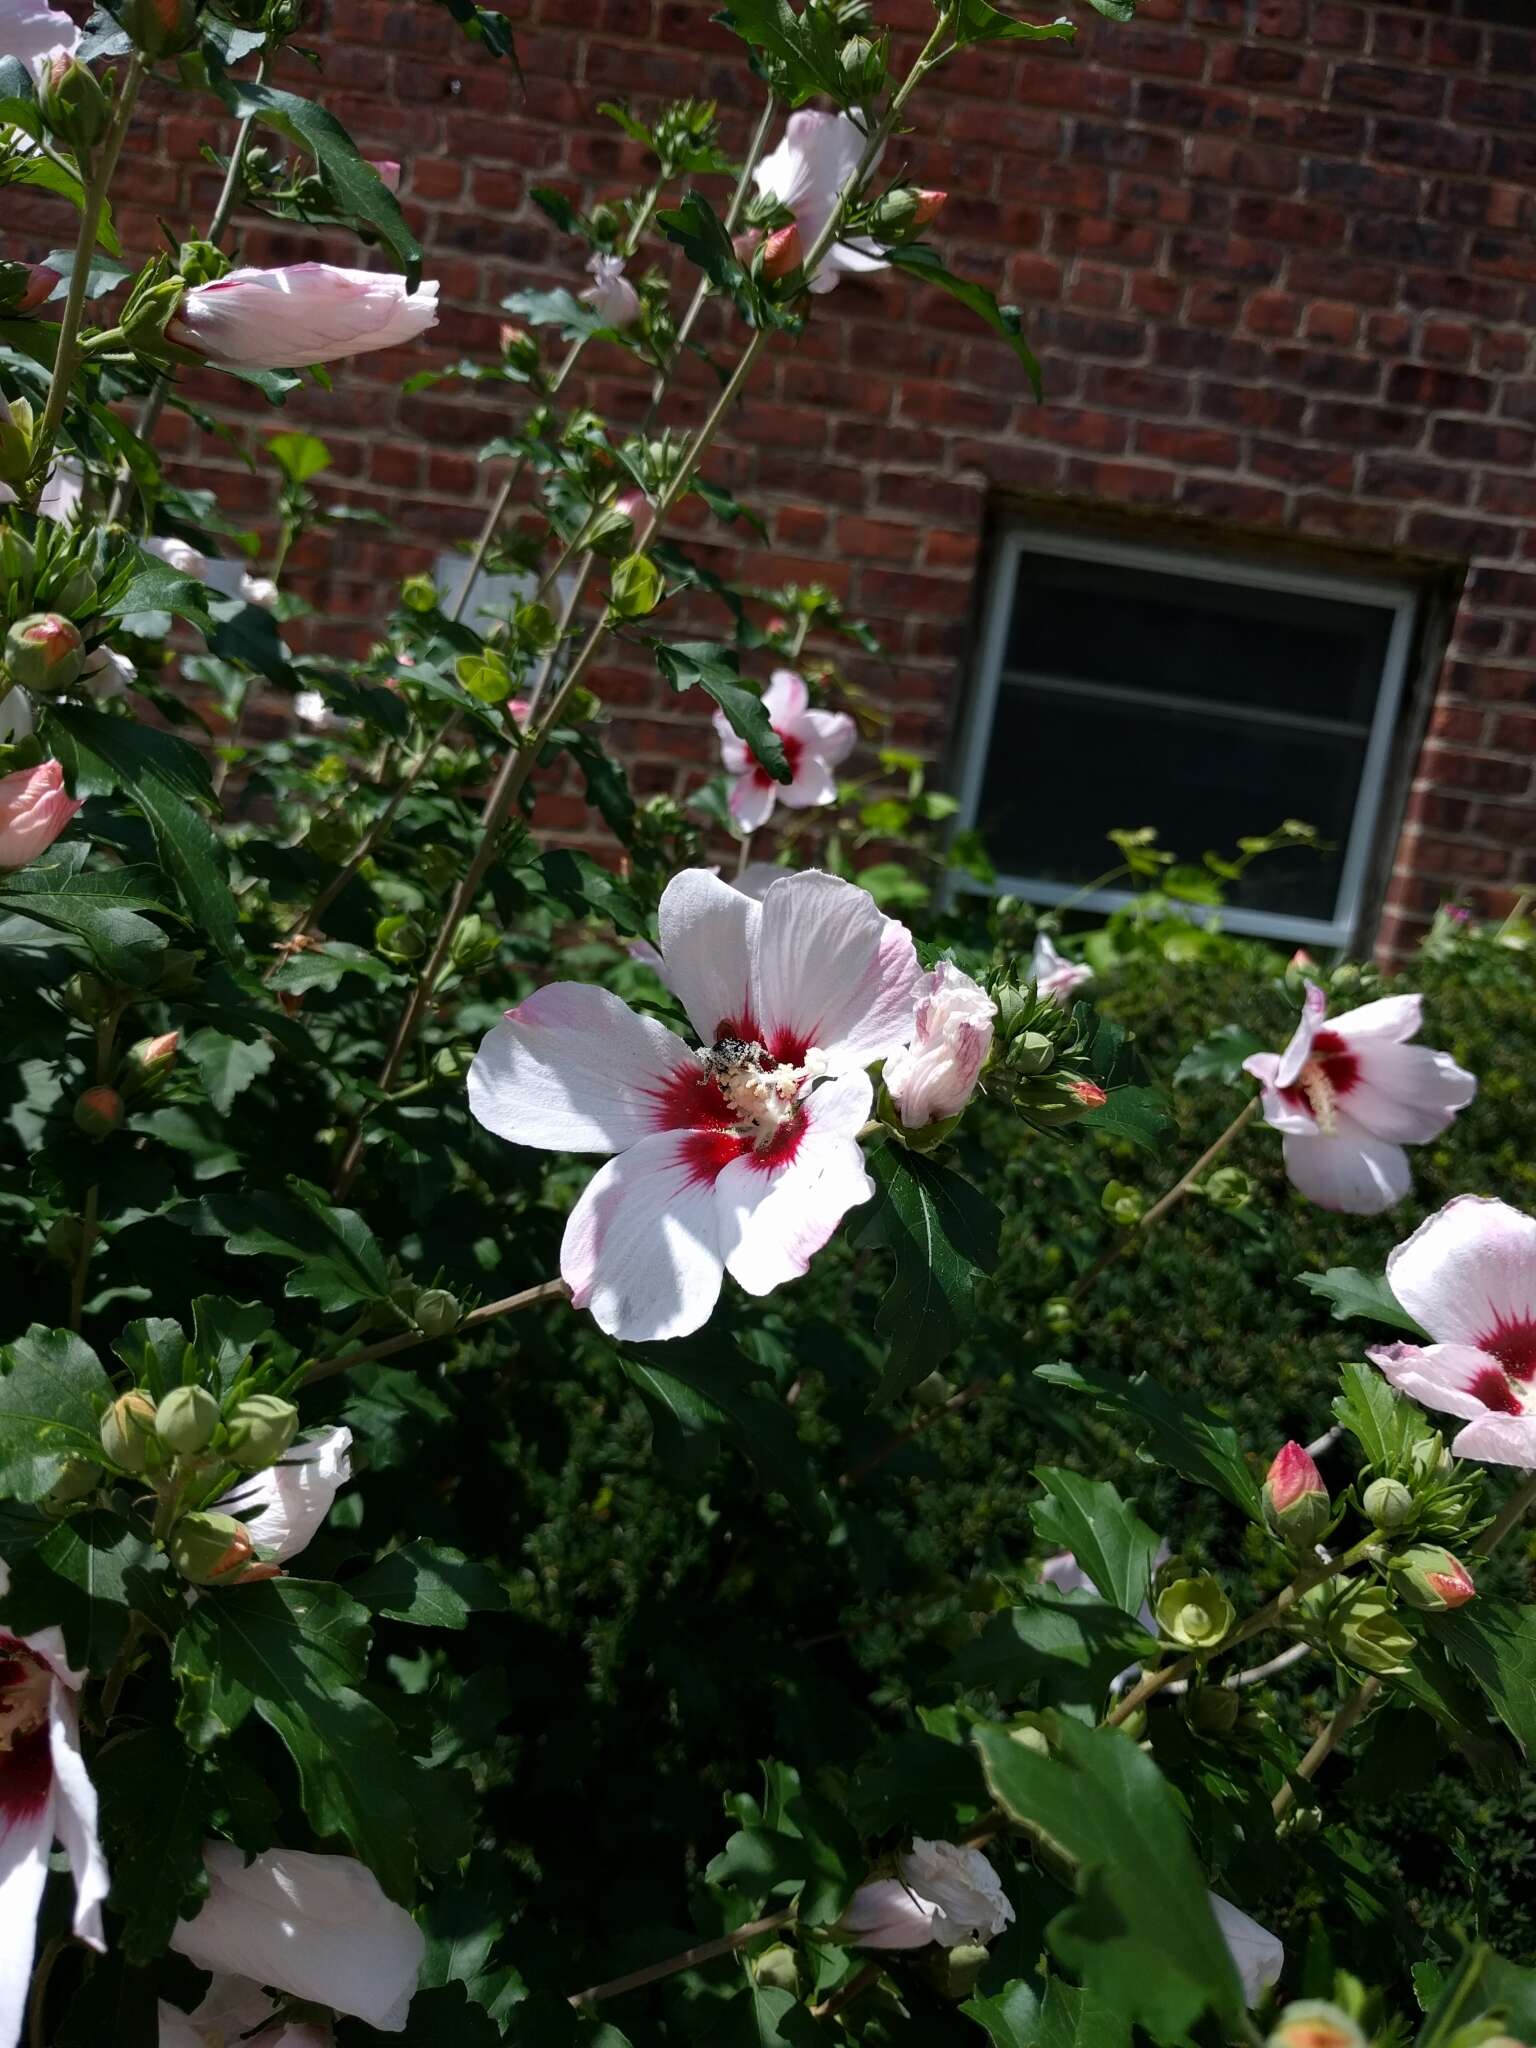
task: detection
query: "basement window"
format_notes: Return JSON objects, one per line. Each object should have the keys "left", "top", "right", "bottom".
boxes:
{"left": 953, "top": 528, "right": 1419, "bottom": 949}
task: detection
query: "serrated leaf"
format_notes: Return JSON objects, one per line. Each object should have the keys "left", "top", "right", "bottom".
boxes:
{"left": 1174, "top": 1024, "right": 1267, "bottom": 1087}
{"left": 0, "top": 1509, "right": 162, "bottom": 1672}
{"left": 885, "top": 244, "right": 1041, "bottom": 398}
{"left": 954, "top": 1, "right": 1076, "bottom": 44}
{"left": 0, "top": 844, "right": 171, "bottom": 982}
{"left": 1031, "top": 1468, "right": 1162, "bottom": 1621}
{"left": 212, "top": 80, "right": 421, "bottom": 285}
{"left": 1331, "top": 1361, "right": 1435, "bottom": 1471}
{"left": 266, "top": 940, "right": 395, "bottom": 995}
{"left": 173, "top": 1578, "right": 418, "bottom": 1899}
{"left": 501, "top": 284, "right": 608, "bottom": 340}
{"left": 1432, "top": 1600, "right": 1536, "bottom": 1759}
{"left": 1036, "top": 1359, "right": 1260, "bottom": 1518}
{"left": 266, "top": 429, "right": 331, "bottom": 483}
{"left": 965, "top": 1977, "right": 1129, "bottom": 2048}
{"left": 348, "top": 1540, "right": 508, "bottom": 1628}
{"left": 949, "top": 1591, "right": 1156, "bottom": 1722}
{"left": 95, "top": 1727, "right": 211, "bottom": 1962}
{"left": 45, "top": 704, "right": 241, "bottom": 964}
{"left": 974, "top": 1718, "right": 1244, "bottom": 2035}
{"left": 1300, "top": 1266, "right": 1427, "bottom": 1337}
{"left": 854, "top": 1146, "right": 1001, "bottom": 1402}
{"left": 1080, "top": 1083, "right": 1174, "bottom": 1152}
{"left": 182, "top": 1026, "right": 275, "bottom": 1116}
{"left": 0, "top": 1326, "right": 114, "bottom": 1502}
{"left": 178, "top": 1189, "right": 393, "bottom": 1312}
{"left": 715, "top": 0, "right": 841, "bottom": 104}
{"left": 651, "top": 641, "right": 791, "bottom": 783}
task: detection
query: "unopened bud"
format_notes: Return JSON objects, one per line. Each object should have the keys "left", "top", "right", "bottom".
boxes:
{"left": 16, "top": 264, "right": 59, "bottom": 316}
{"left": 1362, "top": 1475, "right": 1414, "bottom": 1530}
{"left": 122, "top": 1029, "right": 179, "bottom": 1097}
{"left": 400, "top": 572, "right": 437, "bottom": 613}
{"left": 1154, "top": 1573, "right": 1234, "bottom": 1651}
{"left": 74, "top": 1085, "right": 123, "bottom": 1138}
{"left": 0, "top": 525, "right": 36, "bottom": 593}
{"left": 1014, "top": 1071, "right": 1106, "bottom": 1126}
{"left": 155, "top": 1384, "right": 219, "bottom": 1456}
{"left": 6, "top": 614, "right": 84, "bottom": 695}
{"left": 52, "top": 565, "right": 97, "bottom": 616}
{"left": 1262, "top": 1441, "right": 1330, "bottom": 1548}
{"left": 374, "top": 913, "right": 426, "bottom": 962}
{"left": 0, "top": 393, "right": 31, "bottom": 485}
{"left": 1101, "top": 1179, "right": 1144, "bottom": 1227}
{"left": 43, "top": 1457, "right": 101, "bottom": 1513}
{"left": 118, "top": 0, "right": 201, "bottom": 57}
{"left": 1183, "top": 1685, "right": 1239, "bottom": 1735}
{"left": 912, "top": 189, "right": 947, "bottom": 229}
{"left": 1409, "top": 1433, "right": 1452, "bottom": 1480}
{"left": 450, "top": 913, "right": 497, "bottom": 969}
{"left": 369, "top": 158, "right": 402, "bottom": 192}
{"left": 839, "top": 33, "right": 884, "bottom": 93}
{"left": 1266, "top": 2001, "right": 1368, "bottom": 2048}
{"left": 413, "top": 1287, "right": 460, "bottom": 1338}
{"left": 39, "top": 50, "right": 110, "bottom": 148}
{"left": 1396, "top": 1544, "right": 1476, "bottom": 1612}
{"left": 870, "top": 188, "right": 928, "bottom": 240}
{"left": 752, "top": 1945, "right": 799, "bottom": 1994}
{"left": 1326, "top": 1585, "right": 1414, "bottom": 1675}
{"left": 499, "top": 324, "right": 540, "bottom": 375}
{"left": 940, "top": 1943, "right": 989, "bottom": 2000}
{"left": 100, "top": 1390, "right": 158, "bottom": 1473}
{"left": 760, "top": 223, "right": 803, "bottom": 282}
{"left": 224, "top": 1394, "right": 300, "bottom": 1471}
{"left": 170, "top": 1511, "right": 259, "bottom": 1586}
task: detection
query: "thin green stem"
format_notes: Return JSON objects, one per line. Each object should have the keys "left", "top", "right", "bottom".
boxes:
{"left": 28, "top": 54, "right": 146, "bottom": 498}
{"left": 302, "top": 1277, "right": 568, "bottom": 1385}
{"left": 567, "top": 1909, "right": 793, "bottom": 2009}
{"left": 1271, "top": 1675, "right": 1378, "bottom": 1821}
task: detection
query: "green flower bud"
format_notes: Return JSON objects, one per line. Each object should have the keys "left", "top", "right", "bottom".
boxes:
{"left": 153, "top": 948, "right": 202, "bottom": 996}
{"left": 608, "top": 552, "right": 664, "bottom": 620}
{"left": 400, "top": 572, "right": 437, "bottom": 613}
{"left": 499, "top": 323, "right": 541, "bottom": 374}
{"left": 155, "top": 1384, "right": 220, "bottom": 1456}
{"left": 1396, "top": 1544, "right": 1476, "bottom": 1612}
{"left": 940, "top": 1943, "right": 989, "bottom": 2001}
{"left": 62, "top": 971, "right": 112, "bottom": 1024}
{"left": 1326, "top": 1584, "right": 1415, "bottom": 1675}
{"left": 38, "top": 51, "right": 110, "bottom": 149}
{"left": 413, "top": 1287, "right": 461, "bottom": 1337}
{"left": 1261, "top": 1442, "right": 1330, "bottom": 1550}
{"left": 1409, "top": 1432, "right": 1452, "bottom": 1480}
{"left": 1040, "top": 1294, "right": 1074, "bottom": 1336}
{"left": 74, "top": 1085, "right": 124, "bottom": 1138}
{"left": 1362, "top": 1475, "right": 1415, "bottom": 1530}
{"left": 169, "top": 1510, "right": 258, "bottom": 1586}
{"left": 1201, "top": 1166, "right": 1253, "bottom": 1212}
{"left": 121, "top": 276, "right": 189, "bottom": 348}
{"left": 304, "top": 810, "right": 360, "bottom": 864}
{"left": 42, "top": 1457, "right": 101, "bottom": 1514}
{"left": 121, "top": 1029, "right": 179, "bottom": 1098}
{"left": 869, "top": 187, "right": 922, "bottom": 240}
{"left": 1154, "top": 1573, "right": 1235, "bottom": 1651}
{"left": 117, "top": 0, "right": 202, "bottom": 58}
{"left": 1266, "top": 2001, "right": 1368, "bottom": 2048}
{"left": 1183, "top": 1685, "right": 1239, "bottom": 1735}
{"left": 224, "top": 1394, "right": 300, "bottom": 1471}
{"left": 450, "top": 913, "right": 497, "bottom": 969}
{"left": 752, "top": 1945, "right": 799, "bottom": 1994}
{"left": 374, "top": 913, "right": 426, "bottom": 961}
{"left": 1101, "top": 1179, "right": 1144, "bottom": 1227}
{"left": 1012, "top": 1071, "right": 1108, "bottom": 1128}
{"left": 0, "top": 524, "right": 36, "bottom": 595}
{"left": 0, "top": 394, "right": 33, "bottom": 487}
{"left": 100, "top": 1390, "right": 158, "bottom": 1473}
{"left": 454, "top": 648, "right": 512, "bottom": 704}
{"left": 6, "top": 613, "right": 84, "bottom": 695}
{"left": 839, "top": 32, "right": 885, "bottom": 94}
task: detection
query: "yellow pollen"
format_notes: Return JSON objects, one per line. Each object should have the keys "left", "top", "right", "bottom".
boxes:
{"left": 1298, "top": 1058, "right": 1338, "bottom": 1134}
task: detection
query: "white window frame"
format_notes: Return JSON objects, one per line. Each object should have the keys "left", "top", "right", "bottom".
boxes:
{"left": 952, "top": 526, "right": 1419, "bottom": 950}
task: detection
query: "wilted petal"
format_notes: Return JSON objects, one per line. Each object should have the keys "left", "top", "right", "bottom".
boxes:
{"left": 469, "top": 984, "right": 702, "bottom": 1154}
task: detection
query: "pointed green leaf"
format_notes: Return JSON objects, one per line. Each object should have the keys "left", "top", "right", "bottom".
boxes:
{"left": 885, "top": 244, "right": 1041, "bottom": 397}
{"left": 1300, "top": 1266, "right": 1427, "bottom": 1337}
{"left": 949, "top": 1591, "right": 1156, "bottom": 1722}
{"left": 1035, "top": 1359, "right": 1261, "bottom": 1518}
{"left": 0, "top": 1326, "right": 114, "bottom": 1502}
{"left": 0, "top": 1509, "right": 161, "bottom": 1672}
{"left": 348, "top": 1540, "right": 508, "bottom": 1629}
{"left": 651, "top": 641, "right": 791, "bottom": 783}
{"left": 1031, "top": 1468, "right": 1162, "bottom": 1620}
{"left": 855, "top": 1147, "right": 1002, "bottom": 1402}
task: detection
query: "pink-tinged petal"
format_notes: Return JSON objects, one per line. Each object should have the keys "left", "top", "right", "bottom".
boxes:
{"left": 712, "top": 707, "right": 751, "bottom": 777}
{"left": 763, "top": 669, "right": 808, "bottom": 724}
{"left": 756, "top": 871, "right": 920, "bottom": 1070}
{"left": 1452, "top": 1411, "right": 1536, "bottom": 1468}
{"left": 716, "top": 1071, "right": 874, "bottom": 1296}
{"left": 1242, "top": 1052, "right": 1281, "bottom": 1087}
{"left": 837, "top": 1879, "right": 940, "bottom": 1950}
{"left": 1342, "top": 1041, "right": 1477, "bottom": 1144}
{"left": 1385, "top": 1196, "right": 1536, "bottom": 1353}
{"left": 562, "top": 1129, "right": 736, "bottom": 1341}
{"left": 657, "top": 867, "right": 761, "bottom": 1045}
{"left": 1245, "top": 1060, "right": 1316, "bottom": 1136}
{"left": 1275, "top": 981, "right": 1329, "bottom": 1090}
{"left": 799, "top": 707, "right": 857, "bottom": 767}
{"left": 1367, "top": 1342, "right": 1516, "bottom": 1423}
{"left": 469, "top": 985, "right": 700, "bottom": 1155}
{"left": 729, "top": 772, "right": 779, "bottom": 833}
{"left": 0, "top": 1790, "right": 51, "bottom": 2048}
{"left": 1333, "top": 992, "right": 1424, "bottom": 1044}
{"left": 46, "top": 1677, "right": 106, "bottom": 1949}
{"left": 1280, "top": 1123, "right": 1412, "bottom": 1214}
{"left": 781, "top": 752, "right": 839, "bottom": 810}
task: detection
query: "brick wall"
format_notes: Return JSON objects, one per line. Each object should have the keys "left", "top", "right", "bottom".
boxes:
{"left": 11, "top": 0, "right": 1536, "bottom": 954}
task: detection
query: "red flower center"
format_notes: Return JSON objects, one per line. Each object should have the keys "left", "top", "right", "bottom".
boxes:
{"left": 0, "top": 1641, "right": 53, "bottom": 1831}
{"left": 1480, "top": 1315, "right": 1536, "bottom": 1383}
{"left": 1470, "top": 1367, "right": 1523, "bottom": 1414}
{"left": 749, "top": 724, "right": 802, "bottom": 792}
{"left": 1279, "top": 1029, "right": 1360, "bottom": 1125}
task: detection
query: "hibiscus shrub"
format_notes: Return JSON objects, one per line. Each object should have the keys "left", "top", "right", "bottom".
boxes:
{"left": 4, "top": 5, "right": 1536, "bottom": 2048}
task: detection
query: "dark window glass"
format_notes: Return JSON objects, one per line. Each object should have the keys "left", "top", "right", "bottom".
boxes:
{"left": 978, "top": 548, "right": 1404, "bottom": 925}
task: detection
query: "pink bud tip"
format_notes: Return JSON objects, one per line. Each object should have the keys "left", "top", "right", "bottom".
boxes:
{"left": 761, "top": 224, "right": 803, "bottom": 282}
{"left": 25, "top": 614, "right": 82, "bottom": 660}
{"left": 141, "top": 1030, "right": 179, "bottom": 1065}
{"left": 370, "top": 159, "right": 402, "bottom": 193}
{"left": 18, "top": 265, "right": 59, "bottom": 315}
{"left": 912, "top": 189, "right": 947, "bottom": 228}
{"left": 1289, "top": 948, "right": 1314, "bottom": 968}
{"left": 1429, "top": 1560, "right": 1476, "bottom": 1607}
{"left": 1266, "top": 1439, "right": 1325, "bottom": 1511}
{"left": 615, "top": 489, "right": 649, "bottom": 523}
{"left": 1069, "top": 1079, "right": 1107, "bottom": 1109}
